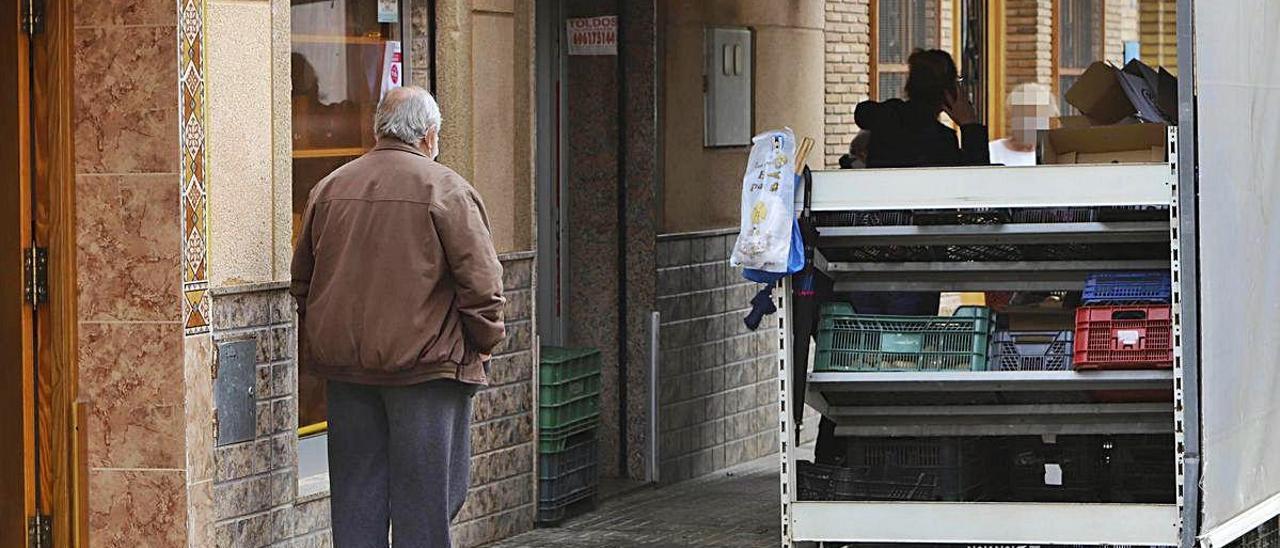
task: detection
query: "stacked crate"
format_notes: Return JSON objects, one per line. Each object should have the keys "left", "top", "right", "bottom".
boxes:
{"left": 990, "top": 329, "right": 1075, "bottom": 371}
{"left": 1073, "top": 271, "right": 1174, "bottom": 371}
{"left": 1104, "top": 434, "right": 1177, "bottom": 503}
{"left": 536, "top": 347, "right": 602, "bottom": 525}
{"left": 814, "top": 305, "right": 995, "bottom": 373}
{"left": 798, "top": 437, "right": 997, "bottom": 502}
{"left": 1001, "top": 436, "right": 1108, "bottom": 503}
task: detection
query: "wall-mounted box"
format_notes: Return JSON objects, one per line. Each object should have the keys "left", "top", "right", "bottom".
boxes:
{"left": 704, "top": 26, "right": 752, "bottom": 147}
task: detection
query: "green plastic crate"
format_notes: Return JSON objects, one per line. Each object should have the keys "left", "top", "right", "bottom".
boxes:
{"left": 540, "top": 346, "right": 602, "bottom": 386}
{"left": 814, "top": 305, "right": 993, "bottom": 372}
{"left": 541, "top": 370, "right": 601, "bottom": 407}
{"left": 539, "top": 419, "right": 597, "bottom": 454}
{"left": 540, "top": 391, "right": 600, "bottom": 431}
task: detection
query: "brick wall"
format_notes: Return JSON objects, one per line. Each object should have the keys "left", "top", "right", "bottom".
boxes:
{"left": 940, "top": 0, "right": 955, "bottom": 55}
{"left": 1139, "top": 0, "right": 1177, "bottom": 73}
{"left": 1005, "top": 0, "right": 1054, "bottom": 95}
{"left": 206, "top": 254, "right": 537, "bottom": 547}
{"left": 656, "top": 230, "right": 778, "bottom": 484}
{"left": 1103, "top": 0, "right": 1127, "bottom": 64}
{"left": 823, "top": 0, "right": 872, "bottom": 168}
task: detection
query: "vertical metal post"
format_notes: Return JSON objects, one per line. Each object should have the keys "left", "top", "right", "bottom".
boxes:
{"left": 777, "top": 277, "right": 795, "bottom": 548}
{"left": 647, "top": 311, "right": 660, "bottom": 484}
{"left": 1167, "top": 126, "right": 1196, "bottom": 548}
{"left": 1173, "top": 0, "right": 1203, "bottom": 544}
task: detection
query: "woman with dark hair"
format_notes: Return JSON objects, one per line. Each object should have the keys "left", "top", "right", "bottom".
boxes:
{"left": 846, "top": 48, "right": 990, "bottom": 317}
{"left": 805, "top": 50, "right": 992, "bottom": 465}
{"left": 856, "top": 49, "right": 989, "bottom": 168}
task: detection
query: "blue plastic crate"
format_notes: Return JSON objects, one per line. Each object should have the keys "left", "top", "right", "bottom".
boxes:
{"left": 1082, "top": 271, "right": 1172, "bottom": 305}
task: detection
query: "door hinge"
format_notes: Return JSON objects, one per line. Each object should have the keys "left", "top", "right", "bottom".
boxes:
{"left": 27, "top": 514, "right": 51, "bottom": 548}
{"left": 24, "top": 247, "right": 48, "bottom": 307}
{"left": 22, "top": 0, "right": 44, "bottom": 35}
{"left": 212, "top": 413, "right": 220, "bottom": 443}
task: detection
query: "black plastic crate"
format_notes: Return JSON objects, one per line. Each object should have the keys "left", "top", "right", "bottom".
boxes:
{"left": 1009, "top": 207, "right": 1100, "bottom": 223}
{"left": 991, "top": 330, "right": 1074, "bottom": 371}
{"left": 1233, "top": 518, "right": 1280, "bottom": 548}
{"left": 1002, "top": 436, "right": 1106, "bottom": 502}
{"left": 812, "top": 210, "right": 915, "bottom": 227}
{"left": 796, "top": 460, "right": 937, "bottom": 502}
{"left": 1105, "top": 434, "right": 1176, "bottom": 503}
{"left": 535, "top": 487, "right": 596, "bottom": 526}
{"left": 1097, "top": 205, "right": 1169, "bottom": 222}
{"left": 844, "top": 437, "right": 995, "bottom": 501}
{"left": 913, "top": 209, "right": 1011, "bottom": 226}
{"left": 538, "top": 431, "right": 599, "bottom": 505}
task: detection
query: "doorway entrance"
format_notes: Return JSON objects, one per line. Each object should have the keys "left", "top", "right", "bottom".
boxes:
{"left": 2, "top": 0, "right": 81, "bottom": 545}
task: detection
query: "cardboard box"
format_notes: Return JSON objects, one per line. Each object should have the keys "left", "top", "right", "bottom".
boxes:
{"left": 1064, "top": 60, "right": 1178, "bottom": 126}
{"left": 1065, "top": 63, "right": 1137, "bottom": 125}
{"left": 1039, "top": 123, "right": 1168, "bottom": 165}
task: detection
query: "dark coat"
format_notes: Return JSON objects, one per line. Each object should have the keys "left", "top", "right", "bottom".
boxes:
{"left": 854, "top": 99, "right": 990, "bottom": 168}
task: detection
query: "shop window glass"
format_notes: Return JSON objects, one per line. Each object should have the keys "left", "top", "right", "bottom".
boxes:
{"left": 292, "top": 0, "right": 403, "bottom": 432}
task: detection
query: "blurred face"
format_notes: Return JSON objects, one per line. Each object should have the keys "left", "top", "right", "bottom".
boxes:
{"left": 1008, "top": 100, "right": 1049, "bottom": 143}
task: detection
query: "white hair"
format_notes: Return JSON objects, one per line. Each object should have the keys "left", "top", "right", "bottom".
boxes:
{"left": 373, "top": 86, "right": 442, "bottom": 144}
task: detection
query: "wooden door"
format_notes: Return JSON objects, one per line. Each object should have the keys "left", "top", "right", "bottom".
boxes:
{"left": 1, "top": 0, "right": 38, "bottom": 543}
{"left": 2, "top": 0, "right": 80, "bottom": 545}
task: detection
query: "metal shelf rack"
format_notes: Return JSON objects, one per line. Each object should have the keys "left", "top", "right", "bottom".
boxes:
{"left": 774, "top": 129, "right": 1188, "bottom": 547}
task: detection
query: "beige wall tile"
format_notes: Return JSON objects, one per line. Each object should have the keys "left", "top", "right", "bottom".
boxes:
{"left": 271, "top": 0, "right": 293, "bottom": 280}
{"left": 471, "top": 11, "right": 517, "bottom": 253}
{"left": 74, "top": 26, "right": 179, "bottom": 174}
{"left": 79, "top": 322, "right": 185, "bottom": 469}
{"left": 74, "top": 0, "right": 175, "bottom": 27}
{"left": 89, "top": 470, "right": 188, "bottom": 547}
{"left": 207, "top": 0, "right": 276, "bottom": 287}
{"left": 184, "top": 335, "right": 215, "bottom": 484}
{"left": 187, "top": 480, "right": 214, "bottom": 548}
{"left": 76, "top": 174, "right": 182, "bottom": 322}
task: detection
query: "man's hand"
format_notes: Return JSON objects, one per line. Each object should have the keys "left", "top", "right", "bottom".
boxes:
{"left": 944, "top": 88, "right": 979, "bottom": 126}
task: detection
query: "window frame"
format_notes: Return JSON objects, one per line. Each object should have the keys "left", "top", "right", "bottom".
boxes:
{"left": 1053, "top": 0, "right": 1106, "bottom": 111}
{"left": 870, "top": 0, "right": 945, "bottom": 102}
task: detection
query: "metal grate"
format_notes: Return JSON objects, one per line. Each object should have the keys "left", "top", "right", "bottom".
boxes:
{"left": 1232, "top": 518, "right": 1280, "bottom": 548}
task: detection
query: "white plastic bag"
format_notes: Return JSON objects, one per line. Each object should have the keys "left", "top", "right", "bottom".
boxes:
{"left": 730, "top": 128, "right": 796, "bottom": 272}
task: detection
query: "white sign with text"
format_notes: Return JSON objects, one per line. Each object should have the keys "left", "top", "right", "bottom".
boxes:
{"left": 567, "top": 16, "right": 617, "bottom": 56}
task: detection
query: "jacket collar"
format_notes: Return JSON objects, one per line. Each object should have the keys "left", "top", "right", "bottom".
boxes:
{"left": 373, "top": 138, "right": 428, "bottom": 158}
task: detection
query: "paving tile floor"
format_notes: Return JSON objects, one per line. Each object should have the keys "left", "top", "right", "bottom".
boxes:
{"left": 487, "top": 455, "right": 784, "bottom": 547}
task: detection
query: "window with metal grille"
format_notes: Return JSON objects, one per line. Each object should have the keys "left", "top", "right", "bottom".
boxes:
{"left": 1057, "top": 0, "right": 1102, "bottom": 115}
{"left": 876, "top": 0, "right": 941, "bottom": 101}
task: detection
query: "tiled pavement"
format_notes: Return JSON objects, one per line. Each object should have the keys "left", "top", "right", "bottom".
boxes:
{"left": 487, "top": 455, "right": 782, "bottom": 547}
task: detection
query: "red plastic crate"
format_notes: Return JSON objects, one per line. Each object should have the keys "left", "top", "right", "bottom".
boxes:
{"left": 1073, "top": 305, "right": 1173, "bottom": 370}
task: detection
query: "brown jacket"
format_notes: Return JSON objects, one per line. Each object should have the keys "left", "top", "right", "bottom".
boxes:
{"left": 290, "top": 139, "right": 506, "bottom": 386}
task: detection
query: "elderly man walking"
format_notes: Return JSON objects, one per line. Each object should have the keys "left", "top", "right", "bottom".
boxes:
{"left": 291, "top": 86, "right": 506, "bottom": 548}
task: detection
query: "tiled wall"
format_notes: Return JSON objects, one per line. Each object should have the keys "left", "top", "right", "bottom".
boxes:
{"left": 209, "top": 284, "right": 304, "bottom": 547}
{"left": 205, "top": 256, "right": 536, "bottom": 547}
{"left": 453, "top": 254, "right": 538, "bottom": 546}
{"left": 73, "top": 0, "right": 191, "bottom": 543}
{"left": 656, "top": 231, "right": 778, "bottom": 484}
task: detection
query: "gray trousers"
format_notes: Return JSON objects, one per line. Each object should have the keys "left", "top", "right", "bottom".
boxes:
{"left": 327, "top": 379, "right": 473, "bottom": 548}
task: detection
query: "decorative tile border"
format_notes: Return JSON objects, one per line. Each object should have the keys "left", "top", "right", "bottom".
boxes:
{"left": 180, "top": 0, "right": 210, "bottom": 335}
